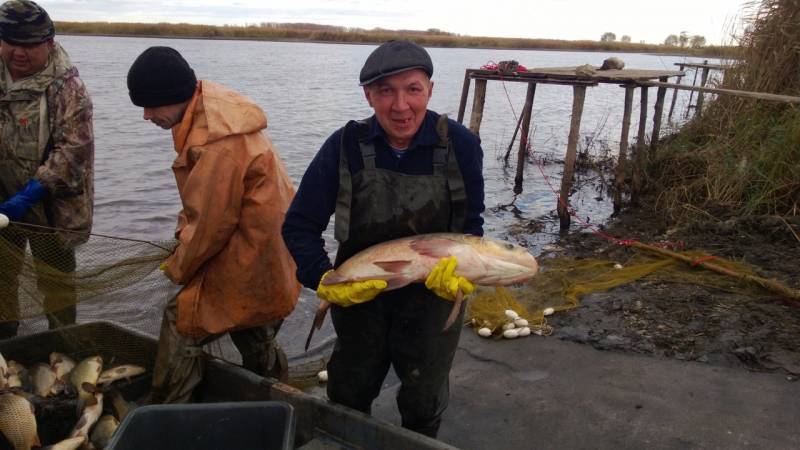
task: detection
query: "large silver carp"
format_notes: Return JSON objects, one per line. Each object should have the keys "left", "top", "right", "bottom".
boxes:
{"left": 306, "top": 233, "right": 538, "bottom": 349}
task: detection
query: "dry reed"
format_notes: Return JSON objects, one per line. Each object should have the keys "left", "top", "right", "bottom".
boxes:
{"left": 649, "top": 0, "right": 800, "bottom": 221}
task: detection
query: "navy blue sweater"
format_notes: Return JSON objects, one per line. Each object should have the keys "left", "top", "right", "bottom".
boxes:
{"left": 281, "top": 110, "right": 485, "bottom": 290}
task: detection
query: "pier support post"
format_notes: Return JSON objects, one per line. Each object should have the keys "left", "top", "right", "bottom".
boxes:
{"left": 457, "top": 70, "right": 472, "bottom": 124}
{"left": 668, "top": 64, "right": 684, "bottom": 123}
{"left": 614, "top": 85, "right": 635, "bottom": 213}
{"left": 632, "top": 86, "right": 649, "bottom": 205}
{"left": 513, "top": 83, "right": 537, "bottom": 194}
{"left": 557, "top": 85, "right": 587, "bottom": 230}
{"left": 651, "top": 76, "right": 668, "bottom": 153}
{"left": 503, "top": 112, "right": 525, "bottom": 165}
{"left": 469, "top": 79, "right": 487, "bottom": 136}
{"left": 695, "top": 62, "right": 711, "bottom": 115}
{"left": 685, "top": 66, "right": 700, "bottom": 119}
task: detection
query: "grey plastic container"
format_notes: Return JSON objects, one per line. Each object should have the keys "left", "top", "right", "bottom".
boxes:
{"left": 106, "top": 401, "right": 295, "bottom": 450}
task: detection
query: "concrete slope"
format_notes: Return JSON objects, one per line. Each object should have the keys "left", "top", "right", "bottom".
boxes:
{"left": 372, "top": 332, "right": 799, "bottom": 450}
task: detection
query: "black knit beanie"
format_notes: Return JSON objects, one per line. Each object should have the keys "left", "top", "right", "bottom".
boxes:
{"left": 127, "top": 46, "right": 197, "bottom": 108}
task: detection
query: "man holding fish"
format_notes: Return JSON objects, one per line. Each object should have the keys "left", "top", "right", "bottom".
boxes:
{"left": 282, "top": 40, "right": 487, "bottom": 438}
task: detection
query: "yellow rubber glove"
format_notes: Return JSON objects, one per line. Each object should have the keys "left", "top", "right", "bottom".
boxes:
{"left": 159, "top": 262, "right": 168, "bottom": 271}
{"left": 425, "top": 256, "right": 475, "bottom": 301}
{"left": 316, "top": 270, "right": 388, "bottom": 307}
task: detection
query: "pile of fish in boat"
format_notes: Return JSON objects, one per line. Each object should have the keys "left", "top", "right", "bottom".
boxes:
{"left": 0, "top": 351, "right": 146, "bottom": 450}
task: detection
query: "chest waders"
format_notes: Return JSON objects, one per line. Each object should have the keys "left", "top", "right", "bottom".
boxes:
{"left": 0, "top": 70, "right": 75, "bottom": 339}
{"left": 327, "top": 115, "right": 469, "bottom": 437}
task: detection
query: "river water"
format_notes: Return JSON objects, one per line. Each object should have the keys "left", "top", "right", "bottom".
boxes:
{"left": 19, "top": 35, "right": 711, "bottom": 359}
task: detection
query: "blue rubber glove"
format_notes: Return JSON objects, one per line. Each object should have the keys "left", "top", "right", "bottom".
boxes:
{"left": 0, "top": 179, "right": 47, "bottom": 221}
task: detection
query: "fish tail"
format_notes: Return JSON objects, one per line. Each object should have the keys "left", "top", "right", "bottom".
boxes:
{"left": 442, "top": 291, "right": 465, "bottom": 331}
{"left": 305, "top": 302, "right": 330, "bottom": 351}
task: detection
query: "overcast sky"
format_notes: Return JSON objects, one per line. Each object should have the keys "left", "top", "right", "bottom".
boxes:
{"left": 39, "top": 0, "right": 751, "bottom": 45}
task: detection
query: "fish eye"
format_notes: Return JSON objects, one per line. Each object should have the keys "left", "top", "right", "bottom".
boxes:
{"left": 504, "top": 243, "right": 515, "bottom": 250}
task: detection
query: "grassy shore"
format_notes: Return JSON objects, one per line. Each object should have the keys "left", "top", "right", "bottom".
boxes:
{"left": 647, "top": 0, "right": 799, "bottom": 220}
{"left": 54, "top": 21, "right": 734, "bottom": 58}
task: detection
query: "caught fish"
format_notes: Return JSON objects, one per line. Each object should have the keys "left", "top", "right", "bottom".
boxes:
{"left": 7, "top": 360, "right": 26, "bottom": 376}
{"left": 69, "top": 383, "right": 103, "bottom": 439}
{"left": 107, "top": 389, "right": 133, "bottom": 422}
{"left": 6, "top": 372, "right": 23, "bottom": 388}
{"left": 50, "top": 352, "right": 77, "bottom": 381}
{"left": 0, "top": 352, "right": 7, "bottom": 389}
{"left": 90, "top": 414, "right": 120, "bottom": 449}
{"left": 70, "top": 356, "right": 102, "bottom": 413}
{"left": 0, "top": 392, "right": 40, "bottom": 450}
{"left": 306, "top": 233, "right": 539, "bottom": 349}
{"left": 42, "top": 436, "right": 86, "bottom": 450}
{"left": 30, "top": 363, "right": 59, "bottom": 397}
{"left": 6, "top": 361, "right": 29, "bottom": 391}
{"left": 97, "top": 364, "right": 146, "bottom": 386}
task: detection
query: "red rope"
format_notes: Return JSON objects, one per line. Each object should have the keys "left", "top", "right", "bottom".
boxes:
{"left": 691, "top": 255, "right": 717, "bottom": 267}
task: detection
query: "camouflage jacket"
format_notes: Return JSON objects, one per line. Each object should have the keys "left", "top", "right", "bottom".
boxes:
{"left": 0, "top": 42, "right": 94, "bottom": 246}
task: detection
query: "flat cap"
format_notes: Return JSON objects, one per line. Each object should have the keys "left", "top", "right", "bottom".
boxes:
{"left": 0, "top": 0, "right": 54, "bottom": 45}
{"left": 359, "top": 40, "right": 433, "bottom": 86}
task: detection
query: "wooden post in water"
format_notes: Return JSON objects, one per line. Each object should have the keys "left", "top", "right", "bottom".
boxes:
{"left": 614, "top": 85, "right": 635, "bottom": 213}
{"left": 667, "top": 64, "right": 684, "bottom": 123}
{"left": 695, "top": 61, "right": 711, "bottom": 115}
{"left": 650, "top": 76, "right": 668, "bottom": 153}
{"left": 469, "top": 79, "right": 487, "bottom": 136}
{"left": 685, "top": 66, "right": 700, "bottom": 119}
{"left": 631, "top": 86, "right": 649, "bottom": 205}
{"left": 557, "top": 85, "right": 587, "bottom": 230}
{"left": 514, "top": 83, "right": 537, "bottom": 194}
{"left": 457, "top": 70, "right": 472, "bottom": 124}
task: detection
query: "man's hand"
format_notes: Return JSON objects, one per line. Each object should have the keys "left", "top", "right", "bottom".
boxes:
{"left": 316, "top": 270, "right": 387, "bottom": 307}
{"left": 0, "top": 179, "right": 46, "bottom": 221}
{"left": 425, "top": 256, "right": 475, "bottom": 301}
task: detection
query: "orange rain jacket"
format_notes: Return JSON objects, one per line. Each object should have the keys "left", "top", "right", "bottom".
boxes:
{"left": 164, "top": 80, "right": 300, "bottom": 338}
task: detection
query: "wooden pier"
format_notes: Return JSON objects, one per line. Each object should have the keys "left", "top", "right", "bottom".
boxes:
{"left": 457, "top": 65, "right": 683, "bottom": 230}
{"left": 668, "top": 60, "right": 728, "bottom": 121}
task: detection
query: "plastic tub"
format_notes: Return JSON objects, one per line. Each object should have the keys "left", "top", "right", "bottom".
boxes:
{"left": 106, "top": 401, "right": 295, "bottom": 450}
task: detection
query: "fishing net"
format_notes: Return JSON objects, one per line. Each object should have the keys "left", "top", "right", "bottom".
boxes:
{"left": 0, "top": 222, "right": 308, "bottom": 386}
{"left": 467, "top": 250, "right": 773, "bottom": 336}
{"left": 0, "top": 224, "right": 175, "bottom": 337}
{"left": 0, "top": 224, "right": 176, "bottom": 337}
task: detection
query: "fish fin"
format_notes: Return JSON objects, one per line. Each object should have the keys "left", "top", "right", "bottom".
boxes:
{"left": 304, "top": 324, "right": 316, "bottom": 352}
{"left": 442, "top": 291, "right": 465, "bottom": 331}
{"left": 305, "top": 301, "right": 330, "bottom": 351}
{"left": 320, "top": 270, "right": 343, "bottom": 285}
{"left": 372, "top": 260, "right": 413, "bottom": 273}
{"left": 383, "top": 277, "right": 412, "bottom": 291}
{"left": 409, "top": 237, "right": 458, "bottom": 259}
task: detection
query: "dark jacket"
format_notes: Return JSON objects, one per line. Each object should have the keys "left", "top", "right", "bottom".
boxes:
{"left": 282, "top": 110, "right": 485, "bottom": 290}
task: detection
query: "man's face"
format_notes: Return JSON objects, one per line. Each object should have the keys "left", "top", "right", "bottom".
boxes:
{"left": 363, "top": 69, "right": 433, "bottom": 149}
{"left": 1, "top": 39, "right": 53, "bottom": 81}
{"left": 142, "top": 102, "right": 188, "bottom": 130}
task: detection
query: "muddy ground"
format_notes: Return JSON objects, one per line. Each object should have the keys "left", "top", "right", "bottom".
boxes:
{"left": 547, "top": 202, "right": 800, "bottom": 379}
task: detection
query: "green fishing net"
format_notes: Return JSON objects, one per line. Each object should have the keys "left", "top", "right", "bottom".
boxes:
{"left": 467, "top": 250, "right": 770, "bottom": 336}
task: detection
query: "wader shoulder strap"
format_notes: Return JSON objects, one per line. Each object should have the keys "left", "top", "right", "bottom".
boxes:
{"left": 358, "top": 119, "right": 376, "bottom": 170}
{"left": 438, "top": 114, "right": 467, "bottom": 232}
{"left": 334, "top": 119, "right": 372, "bottom": 242}
{"left": 334, "top": 124, "right": 353, "bottom": 242}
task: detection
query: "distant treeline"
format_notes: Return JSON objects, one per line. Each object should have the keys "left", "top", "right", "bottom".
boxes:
{"left": 54, "top": 21, "right": 735, "bottom": 58}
